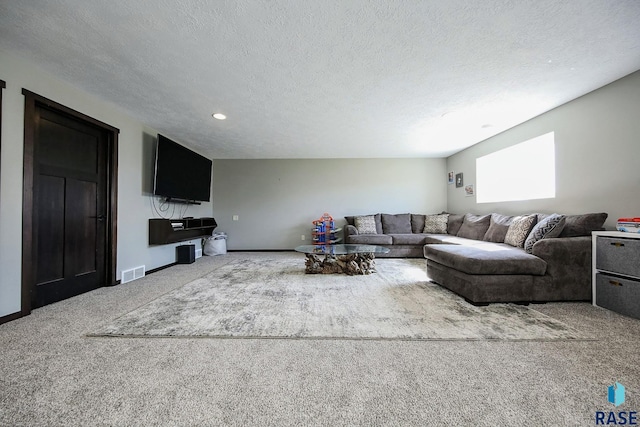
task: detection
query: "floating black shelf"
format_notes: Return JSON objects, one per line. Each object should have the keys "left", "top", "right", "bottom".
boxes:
{"left": 149, "top": 217, "right": 217, "bottom": 245}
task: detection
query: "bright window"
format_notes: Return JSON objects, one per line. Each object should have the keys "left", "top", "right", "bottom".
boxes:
{"left": 476, "top": 132, "right": 555, "bottom": 203}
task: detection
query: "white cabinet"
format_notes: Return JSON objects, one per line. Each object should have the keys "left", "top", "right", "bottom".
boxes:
{"left": 592, "top": 231, "right": 640, "bottom": 319}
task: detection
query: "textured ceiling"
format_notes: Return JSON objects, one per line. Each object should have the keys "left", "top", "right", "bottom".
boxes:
{"left": 1, "top": 1, "right": 639, "bottom": 159}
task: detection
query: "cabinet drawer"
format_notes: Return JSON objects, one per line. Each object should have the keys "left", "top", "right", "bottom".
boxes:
{"left": 596, "top": 237, "right": 640, "bottom": 277}
{"left": 595, "top": 273, "right": 640, "bottom": 319}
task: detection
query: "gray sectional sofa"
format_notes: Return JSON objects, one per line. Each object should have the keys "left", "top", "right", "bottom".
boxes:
{"left": 344, "top": 212, "right": 607, "bottom": 304}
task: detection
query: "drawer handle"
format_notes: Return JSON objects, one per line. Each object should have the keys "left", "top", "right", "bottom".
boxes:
{"left": 610, "top": 242, "right": 625, "bottom": 247}
{"left": 609, "top": 280, "right": 623, "bottom": 287}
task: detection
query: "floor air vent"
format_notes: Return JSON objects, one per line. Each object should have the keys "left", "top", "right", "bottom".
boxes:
{"left": 121, "top": 265, "right": 146, "bottom": 284}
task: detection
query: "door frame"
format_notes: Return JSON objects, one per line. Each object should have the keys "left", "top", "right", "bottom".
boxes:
{"left": 0, "top": 80, "right": 5, "bottom": 194}
{"left": 21, "top": 89, "right": 119, "bottom": 316}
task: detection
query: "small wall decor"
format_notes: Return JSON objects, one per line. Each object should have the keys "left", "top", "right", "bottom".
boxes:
{"left": 465, "top": 184, "right": 475, "bottom": 197}
{"left": 448, "top": 171, "right": 455, "bottom": 184}
{"left": 455, "top": 173, "right": 463, "bottom": 188}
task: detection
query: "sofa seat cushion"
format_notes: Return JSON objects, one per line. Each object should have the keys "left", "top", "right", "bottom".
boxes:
{"left": 423, "top": 243, "right": 547, "bottom": 275}
{"left": 348, "top": 234, "right": 393, "bottom": 245}
{"left": 389, "top": 234, "right": 431, "bottom": 245}
{"left": 423, "top": 235, "right": 488, "bottom": 245}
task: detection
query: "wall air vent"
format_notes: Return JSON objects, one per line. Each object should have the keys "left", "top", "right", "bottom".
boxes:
{"left": 195, "top": 248, "right": 203, "bottom": 259}
{"left": 121, "top": 265, "right": 146, "bottom": 284}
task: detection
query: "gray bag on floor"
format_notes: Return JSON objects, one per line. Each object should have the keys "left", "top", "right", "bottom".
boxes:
{"left": 204, "top": 232, "right": 227, "bottom": 256}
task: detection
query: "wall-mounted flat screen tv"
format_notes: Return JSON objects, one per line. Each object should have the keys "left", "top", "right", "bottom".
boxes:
{"left": 153, "top": 134, "right": 212, "bottom": 203}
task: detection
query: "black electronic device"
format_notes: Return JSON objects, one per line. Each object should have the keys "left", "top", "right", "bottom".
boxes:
{"left": 153, "top": 134, "right": 212, "bottom": 204}
{"left": 176, "top": 244, "right": 196, "bottom": 264}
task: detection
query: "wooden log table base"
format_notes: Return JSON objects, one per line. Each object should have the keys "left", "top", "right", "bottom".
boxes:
{"left": 304, "top": 253, "right": 377, "bottom": 275}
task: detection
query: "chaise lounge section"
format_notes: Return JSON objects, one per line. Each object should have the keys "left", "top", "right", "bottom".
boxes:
{"left": 424, "top": 212, "right": 607, "bottom": 304}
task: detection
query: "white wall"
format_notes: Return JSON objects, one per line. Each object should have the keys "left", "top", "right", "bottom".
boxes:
{"left": 447, "top": 70, "right": 640, "bottom": 228}
{"left": 0, "top": 49, "right": 213, "bottom": 318}
{"left": 212, "top": 158, "right": 447, "bottom": 249}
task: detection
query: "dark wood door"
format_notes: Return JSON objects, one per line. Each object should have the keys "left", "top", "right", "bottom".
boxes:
{"left": 31, "top": 105, "right": 108, "bottom": 308}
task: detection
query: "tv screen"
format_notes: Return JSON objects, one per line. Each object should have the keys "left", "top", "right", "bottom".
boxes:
{"left": 153, "top": 134, "right": 212, "bottom": 203}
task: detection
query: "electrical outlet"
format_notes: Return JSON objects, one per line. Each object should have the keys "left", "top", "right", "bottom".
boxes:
{"left": 232, "top": 215, "right": 239, "bottom": 221}
{"left": 301, "top": 234, "right": 305, "bottom": 240}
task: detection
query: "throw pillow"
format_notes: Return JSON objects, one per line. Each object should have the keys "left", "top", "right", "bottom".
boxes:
{"left": 559, "top": 213, "right": 608, "bottom": 237}
{"left": 423, "top": 213, "right": 449, "bottom": 234}
{"left": 354, "top": 215, "right": 377, "bottom": 234}
{"left": 482, "top": 213, "right": 514, "bottom": 243}
{"left": 524, "top": 214, "right": 566, "bottom": 253}
{"left": 535, "top": 213, "right": 550, "bottom": 223}
{"left": 381, "top": 213, "right": 412, "bottom": 234}
{"left": 456, "top": 214, "right": 491, "bottom": 240}
{"left": 504, "top": 215, "right": 537, "bottom": 248}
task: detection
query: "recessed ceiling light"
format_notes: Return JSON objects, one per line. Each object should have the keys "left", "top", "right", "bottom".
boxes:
{"left": 212, "top": 113, "right": 226, "bottom": 120}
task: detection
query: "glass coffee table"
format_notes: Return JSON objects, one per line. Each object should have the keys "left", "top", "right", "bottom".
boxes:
{"left": 294, "top": 244, "right": 390, "bottom": 275}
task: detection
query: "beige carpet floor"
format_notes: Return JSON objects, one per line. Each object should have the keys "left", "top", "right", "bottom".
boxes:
{"left": 91, "top": 256, "right": 588, "bottom": 341}
{"left": 1, "top": 252, "right": 639, "bottom": 426}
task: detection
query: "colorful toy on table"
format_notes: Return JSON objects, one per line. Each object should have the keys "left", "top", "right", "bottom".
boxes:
{"left": 312, "top": 213, "right": 340, "bottom": 245}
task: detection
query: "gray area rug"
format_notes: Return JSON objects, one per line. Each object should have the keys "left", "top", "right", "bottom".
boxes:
{"left": 91, "top": 257, "right": 590, "bottom": 340}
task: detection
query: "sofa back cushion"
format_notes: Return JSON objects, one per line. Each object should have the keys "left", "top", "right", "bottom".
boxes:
{"left": 456, "top": 214, "right": 491, "bottom": 240}
{"left": 381, "top": 213, "right": 412, "bottom": 234}
{"left": 447, "top": 214, "right": 465, "bottom": 235}
{"left": 504, "top": 215, "right": 537, "bottom": 247}
{"left": 523, "top": 214, "right": 566, "bottom": 253}
{"left": 483, "top": 213, "right": 514, "bottom": 243}
{"left": 559, "top": 212, "right": 608, "bottom": 237}
{"left": 423, "top": 213, "right": 449, "bottom": 234}
{"left": 411, "top": 214, "right": 426, "bottom": 234}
